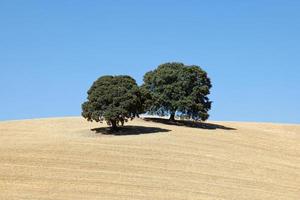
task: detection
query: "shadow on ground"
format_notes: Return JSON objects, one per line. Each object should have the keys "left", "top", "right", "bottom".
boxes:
{"left": 143, "top": 117, "right": 236, "bottom": 130}
{"left": 91, "top": 125, "right": 171, "bottom": 136}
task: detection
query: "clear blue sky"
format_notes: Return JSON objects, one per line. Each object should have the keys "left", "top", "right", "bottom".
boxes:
{"left": 0, "top": 0, "right": 299, "bottom": 123}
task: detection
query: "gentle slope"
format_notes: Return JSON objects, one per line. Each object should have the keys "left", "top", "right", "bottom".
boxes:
{"left": 0, "top": 117, "right": 299, "bottom": 200}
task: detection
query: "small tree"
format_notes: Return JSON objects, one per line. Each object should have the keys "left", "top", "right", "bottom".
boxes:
{"left": 82, "top": 75, "right": 145, "bottom": 131}
{"left": 142, "top": 62, "right": 212, "bottom": 121}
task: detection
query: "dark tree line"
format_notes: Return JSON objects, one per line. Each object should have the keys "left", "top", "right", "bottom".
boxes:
{"left": 82, "top": 62, "right": 212, "bottom": 131}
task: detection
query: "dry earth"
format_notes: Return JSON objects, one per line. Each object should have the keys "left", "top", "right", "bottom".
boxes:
{"left": 0, "top": 117, "right": 299, "bottom": 200}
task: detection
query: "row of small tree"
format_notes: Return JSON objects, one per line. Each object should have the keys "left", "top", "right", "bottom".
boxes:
{"left": 82, "top": 62, "right": 212, "bottom": 131}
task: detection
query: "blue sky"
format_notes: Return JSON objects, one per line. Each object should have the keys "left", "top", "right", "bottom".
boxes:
{"left": 0, "top": 0, "right": 299, "bottom": 123}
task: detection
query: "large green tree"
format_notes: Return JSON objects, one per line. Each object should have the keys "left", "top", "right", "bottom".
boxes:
{"left": 142, "top": 62, "right": 212, "bottom": 121}
{"left": 82, "top": 75, "right": 146, "bottom": 131}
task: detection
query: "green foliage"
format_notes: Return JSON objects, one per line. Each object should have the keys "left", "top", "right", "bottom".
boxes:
{"left": 82, "top": 75, "right": 145, "bottom": 130}
{"left": 142, "top": 62, "right": 212, "bottom": 121}
{"left": 82, "top": 62, "right": 212, "bottom": 130}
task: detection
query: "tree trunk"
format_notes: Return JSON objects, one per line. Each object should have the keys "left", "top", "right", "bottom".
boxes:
{"left": 169, "top": 112, "right": 176, "bottom": 121}
{"left": 110, "top": 120, "right": 118, "bottom": 131}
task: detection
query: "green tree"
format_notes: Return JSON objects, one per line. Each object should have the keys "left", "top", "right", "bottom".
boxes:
{"left": 142, "top": 62, "right": 212, "bottom": 121}
{"left": 82, "top": 75, "right": 145, "bottom": 131}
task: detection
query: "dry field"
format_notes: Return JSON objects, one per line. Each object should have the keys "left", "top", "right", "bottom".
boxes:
{"left": 0, "top": 117, "right": 299, "bottom": 200}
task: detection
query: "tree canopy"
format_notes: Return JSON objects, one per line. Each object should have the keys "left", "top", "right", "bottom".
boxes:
{"left": 82, "top": 62, "right": 213, "bottom": 130}
{"left": 81, "top": 75, "right": 145, "bottom": 130}
{"left": 142, "top": 62, "right": 212, "bottom": 121}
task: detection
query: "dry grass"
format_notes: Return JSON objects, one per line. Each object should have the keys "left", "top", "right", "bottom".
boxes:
{"left": 0, "top": 117, "right": 299, "bottom": 200}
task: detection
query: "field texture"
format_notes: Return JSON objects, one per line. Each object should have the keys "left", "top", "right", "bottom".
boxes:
{"left": 0, "top": 117, "right": 299, "bottom": 200}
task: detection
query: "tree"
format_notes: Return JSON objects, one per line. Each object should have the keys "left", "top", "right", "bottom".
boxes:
{"left": 142, "top": 62, "right": 212, "bottom": 121}
{"left": 82, "top": 75, "right": 145, "bottom": 131}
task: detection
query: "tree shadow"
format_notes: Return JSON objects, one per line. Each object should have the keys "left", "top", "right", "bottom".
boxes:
{"left": 91, "top": 125, "right": 171, "bottom": 136}
{"left": 143, "top": 117, "right": 236, "bottom": 130}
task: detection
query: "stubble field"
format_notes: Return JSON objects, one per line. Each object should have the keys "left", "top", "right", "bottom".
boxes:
{"left": 0, "top": 117, "right": 299, "bottom": 200}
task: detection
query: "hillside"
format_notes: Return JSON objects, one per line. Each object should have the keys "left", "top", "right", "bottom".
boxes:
{"left": 0, "top": 117, "right": 299, "bottom": 200}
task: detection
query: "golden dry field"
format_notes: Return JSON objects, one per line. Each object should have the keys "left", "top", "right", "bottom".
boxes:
{"left": 0, "top": 117, "right": 299, "bottom": 200}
